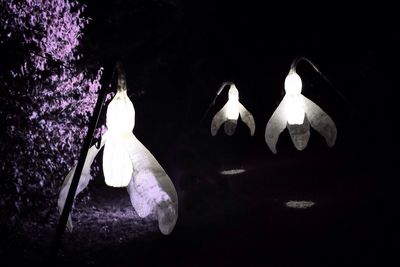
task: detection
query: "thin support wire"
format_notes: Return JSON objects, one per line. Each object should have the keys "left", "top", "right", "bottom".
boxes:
{"left": 199, "top": 81, "right": 234, "bottom": 126}
{"left": 291, "top": 56, "right": 354, "bottom": 112}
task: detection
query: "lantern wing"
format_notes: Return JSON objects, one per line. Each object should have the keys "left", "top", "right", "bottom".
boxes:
{"left": 301, "top": 95, "right": 337, "bottom": 147}
{"left": 57, "top": 132, "right": 108, "bottom": 231}
{"left": 238, "top": 102, "right": 255, "bottom": 136}
{"left": 126, "top": 133, "right": 178, "bottom": 235}
{"left": 211, "top": 103, "right": 229, "bottom": 136}
{"left": 265, "top": 97, "right": 288, "bottom": 154}
{"left": 126, "top": 176, "right": 152, "bottom": 218}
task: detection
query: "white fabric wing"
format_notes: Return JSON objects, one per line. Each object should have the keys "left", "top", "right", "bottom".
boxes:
{"left": 125, "top": 133, "right": 178, "bottom": 235}
{"left": 265, "top": 97, "right": 288, "bottom": 154}
{"left": 211, "top": 103, "right": 228, "bottom": 136}
{"left": 57, "top": 132, "right": 108, "bottom": 231}
{"left": 301, "top": 95, "right": 337, "bottom": 147}
{"left": 238, "top": 102, "right": 255, "bottom": 136}
{"left": 126, "top": 176, "right": 152, "bottom": 218}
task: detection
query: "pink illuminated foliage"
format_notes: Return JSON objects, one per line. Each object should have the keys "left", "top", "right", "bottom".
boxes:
{"left": 0, "top": 0, "right": 104, "bottom": 219}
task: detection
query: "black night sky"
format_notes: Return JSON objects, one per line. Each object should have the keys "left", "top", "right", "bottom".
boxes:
{"left": 81, "top": 0, "right": 398, "bottom": 149}
{"left": 1, "top": 1, "right": 399, "bottom": 266}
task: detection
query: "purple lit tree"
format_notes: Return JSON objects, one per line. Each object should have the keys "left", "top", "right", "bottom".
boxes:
{"left": 0, "top": 0, "right": 103, "bottom": 220}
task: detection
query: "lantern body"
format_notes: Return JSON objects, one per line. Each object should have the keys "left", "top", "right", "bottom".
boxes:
{"left": 226, "top": 87, "right": 240, "bottom": 120}
{"left": 285, "top": 95, "right": 305, "bottom": 125}
{"left": 211, "top": 84, "right": 255, "bottom": 136}
{"left": 103, "top": 90, "right": 135, "bottom": 187}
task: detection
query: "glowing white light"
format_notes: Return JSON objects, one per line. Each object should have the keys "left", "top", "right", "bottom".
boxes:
{"left": 211, "top": 83, "right": 255, "bottom": 136}
{"left": 219, "top": 168, "right": 246, "bottom": 175}
{"left": 103, "top": 89, "right": 135, "bottom": 187}
{"left": 285, "top": 94, "right": 305, "bottom": 125}
{"left": 284, "top": 71, "right": 303, "bottom": 95}
{"left": 284, "top": 71, "right": 305, "bottom": 125}
{"left": 285, "top": 200, "right": 315, "bottom": 209}
{"left": 265, "top": 66, "right": 337, "bottom": 154}
{"left": 226, "top": 86, "right": 240, "bottom": 120}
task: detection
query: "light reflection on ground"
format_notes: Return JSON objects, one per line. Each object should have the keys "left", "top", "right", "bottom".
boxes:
{"left": 285, "top": 200, "right": 316, "bottom": 209}
{"left": 219, "top": 169, "right": 246, "bottom": 175}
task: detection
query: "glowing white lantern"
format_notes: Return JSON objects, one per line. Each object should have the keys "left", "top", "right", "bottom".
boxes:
{"left": 103, "top": 73, "right": 135, "bottom": 187}
{"left": 265, "top": 65, "right": 337, "bottom": 154}
{"left": 211, "top": 83, "right": 255, "bottom": 136}
{"left": 58, "top": 67, "right": 178, "bottom": 235}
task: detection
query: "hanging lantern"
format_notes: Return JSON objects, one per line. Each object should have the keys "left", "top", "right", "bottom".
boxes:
{"left": 265, "top": 58, "right": 337, "bottom": 154}
{"left": 211, "top": 82, "right": 255, "bottom": 136}
{"left": 58, "top": 63, "right": 178, "bottom": 235}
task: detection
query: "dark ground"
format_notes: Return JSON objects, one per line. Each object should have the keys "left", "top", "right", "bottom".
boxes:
{"left": 1, "top": 1, "right": 399, "bottom": 266}
{"left": 2, "top": 126, "right": 397, "bottom": 266}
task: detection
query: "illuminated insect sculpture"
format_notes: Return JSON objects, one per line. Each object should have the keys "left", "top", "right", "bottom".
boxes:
{"left": 211, "top": 81, "right": 255, "bottom": 136}
{"left": 58, "top": 64, "right": 178, "bottom": 235}
{"left": 265, "top": 57, "right": 337, "bottom": 154}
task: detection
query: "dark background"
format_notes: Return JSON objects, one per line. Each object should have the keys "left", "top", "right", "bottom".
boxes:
{"left": 82, "top": 0, "right": 397, "bottom": 153}
{"left": 6, "top": 1, "right": 399, "bottom": 266}
{"left": 79, "top": 0, "right": 398, "bottom": 266}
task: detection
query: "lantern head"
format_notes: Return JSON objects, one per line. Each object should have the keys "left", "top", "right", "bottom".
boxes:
{"left": 228, "top": 85, "right": 239, "bottom": 100}
{"left": 105, "top": 90, "right": 135, "bottom": 134}
{"left": 284, "top": 70, "right": 303, "bottom": 95}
